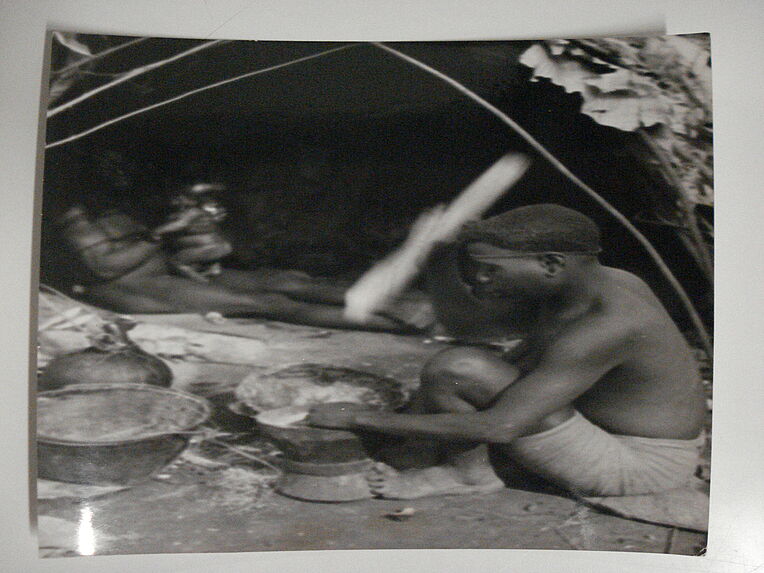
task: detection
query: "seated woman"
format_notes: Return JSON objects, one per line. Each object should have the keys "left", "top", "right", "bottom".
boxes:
{"left": 56, "top": 205, "right": 432, "bottom": 333}
{"left": 150, "top": 182, "right": 233, "bottom": 283}
{"left": 308, "top": 205, "right": 706, "bottom": 499}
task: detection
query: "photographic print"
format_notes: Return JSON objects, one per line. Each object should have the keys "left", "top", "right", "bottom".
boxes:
{"left": 35, "top": 33, "right": 713, "bottom": 557}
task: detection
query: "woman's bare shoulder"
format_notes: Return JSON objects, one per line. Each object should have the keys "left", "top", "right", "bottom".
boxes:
{"left": 603, "top": 267, "right": 665, "bottom": 310}
{"left": 600, "top": 267, "right": 681, "bottom": 343}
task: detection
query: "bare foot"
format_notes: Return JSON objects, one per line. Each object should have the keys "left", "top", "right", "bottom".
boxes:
{"left": 366, "top": 462, "right": 505, "bottom": 499}
{"left": 375, "top": 440, "right": 440, "bottom": 470}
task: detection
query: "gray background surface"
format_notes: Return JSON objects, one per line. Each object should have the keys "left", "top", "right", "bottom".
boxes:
{"left": 1, "top": 1, "right": 762, "bottom": 572}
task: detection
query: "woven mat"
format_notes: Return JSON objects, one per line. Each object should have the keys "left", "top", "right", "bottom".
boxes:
{"left": 582, "top": 478, "right": 709, "bottom": 532}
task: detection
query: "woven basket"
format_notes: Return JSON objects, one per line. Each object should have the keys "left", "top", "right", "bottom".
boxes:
{"left": 37, "top": 383, "right": 211, "bottom": 485}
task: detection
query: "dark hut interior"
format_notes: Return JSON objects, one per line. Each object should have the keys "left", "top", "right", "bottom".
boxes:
{"left": 41, "top": 37, "right": 711, "bottom": 330}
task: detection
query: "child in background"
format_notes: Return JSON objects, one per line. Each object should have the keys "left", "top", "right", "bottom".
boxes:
{"left": 152, "top": 182, "right": 233, "bottom": 282}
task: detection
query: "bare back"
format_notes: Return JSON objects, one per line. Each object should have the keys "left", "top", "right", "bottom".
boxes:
{"left": 521, "top": 267, "right": 706, "bottom": 439}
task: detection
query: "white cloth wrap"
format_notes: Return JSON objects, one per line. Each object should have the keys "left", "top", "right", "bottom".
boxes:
{"left": 503, "top": 411, "right": 705, "bottom": 496}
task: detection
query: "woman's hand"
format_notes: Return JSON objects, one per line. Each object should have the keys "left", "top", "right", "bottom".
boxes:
{"left": 306, "top": 402, "right": 370, "bottom": 430}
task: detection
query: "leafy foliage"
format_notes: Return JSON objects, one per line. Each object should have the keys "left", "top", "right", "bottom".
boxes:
{"left": 520, "top": 36, "right": 713, "bottom": 207}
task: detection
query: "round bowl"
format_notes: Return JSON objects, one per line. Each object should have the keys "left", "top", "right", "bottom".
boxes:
{"left": 36, "top": 383, "right": 211, "bottom": 485}
{"left": 235, "top": 363, "right": 406, "bottom": 413}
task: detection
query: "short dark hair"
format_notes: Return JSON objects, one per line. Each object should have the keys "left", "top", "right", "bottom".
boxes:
{"left": 458, "top": 204, "right": 601, "bottom": 253}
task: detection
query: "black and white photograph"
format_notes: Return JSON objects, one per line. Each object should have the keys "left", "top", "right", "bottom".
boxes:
{"left": 31, "top": 32, "right": 718, "bottom": 558}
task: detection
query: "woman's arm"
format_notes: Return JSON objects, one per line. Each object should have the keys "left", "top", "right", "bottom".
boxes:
{"left": 80, "top": 237, "right": 163, "bottom": 280}
{"left": 309, "top": 317, "right": 627, "bottom": 442}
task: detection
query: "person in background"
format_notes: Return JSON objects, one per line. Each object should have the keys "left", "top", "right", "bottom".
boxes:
{"left": 56, "top": 203, "right": 432, "bottom": 333}
{"left": 151, "top": 182, "right": 233, "bottom": 283}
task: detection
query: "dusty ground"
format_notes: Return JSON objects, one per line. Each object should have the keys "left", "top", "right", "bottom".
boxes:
{"left": 35, "top": 316, "right": 708, "bottom": 557}
{"left": 39, "top": 473, "right": 704, "bottom": 555}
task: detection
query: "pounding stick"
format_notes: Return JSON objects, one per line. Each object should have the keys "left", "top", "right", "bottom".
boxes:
{"left": 344, "top": 153, "right": 531, "bottom": 322}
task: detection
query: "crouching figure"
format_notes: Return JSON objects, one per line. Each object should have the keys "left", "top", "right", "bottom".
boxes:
{"left": 308, "top": 204, "right": 706, "bottom": 498}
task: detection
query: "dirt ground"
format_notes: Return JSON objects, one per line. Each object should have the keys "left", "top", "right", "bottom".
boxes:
{"left": 35, "top": 316, "right": 708, "bottom": 557}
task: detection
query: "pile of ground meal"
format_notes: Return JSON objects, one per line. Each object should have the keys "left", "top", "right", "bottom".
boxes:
{"left": 154, "top": 438, "right": 283, "bottom": 511}
{"left": 37, "top": 386, "right": 206, "bottom": 442}
{"left": 254, "top": 406, "right": 311, "bottom": 428}
{"left": 205, "top": 466, "right": 280, "bottom": 512}
{"left": 235, "top": 363, "right": 405, "bottom": 412}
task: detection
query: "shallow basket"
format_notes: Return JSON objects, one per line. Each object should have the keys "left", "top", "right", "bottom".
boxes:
{"left": 36, "top": 383, "right": 211, "bottom": 485}
{"left": 234, "top": 363, "right": 406, "bottom": 413}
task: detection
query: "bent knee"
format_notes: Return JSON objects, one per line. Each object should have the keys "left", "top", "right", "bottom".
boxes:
{"left": 421, "top": 346, "right": 520, "bottom": 391}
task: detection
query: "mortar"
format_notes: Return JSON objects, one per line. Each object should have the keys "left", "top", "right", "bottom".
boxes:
{"left": 254, "top": 406, "right": 374, "bottom": 502}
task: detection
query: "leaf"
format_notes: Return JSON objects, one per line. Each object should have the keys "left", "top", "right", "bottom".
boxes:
{"left": 518, "top": 36, "right": 713, "bottom": 210}
{"left": 548, "top": 40, "right": 569, "bottom": 56}
{"left": 581, "top": 94, "right": 642, "bottom": 131}
{"left": 584, "top": 68, "right": 637, "bottom": 93}
{"left": 518, "top": 44, "right": 604, "bottom": 95}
